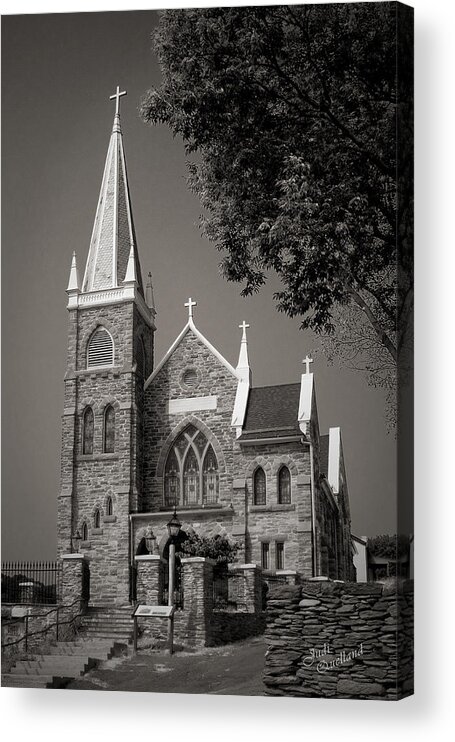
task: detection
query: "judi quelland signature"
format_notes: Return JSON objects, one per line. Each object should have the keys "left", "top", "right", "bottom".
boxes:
{"left": 302, "top": 643, "right": 364, "bottom": 673}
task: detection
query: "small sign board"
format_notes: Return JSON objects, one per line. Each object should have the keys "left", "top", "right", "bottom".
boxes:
{"left": 133, "top": 604, "right": 175, "bottom": 618}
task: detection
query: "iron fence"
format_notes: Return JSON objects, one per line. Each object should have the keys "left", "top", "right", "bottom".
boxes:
{"left": 1, "top": 561, "right": 63, "bottom": 605}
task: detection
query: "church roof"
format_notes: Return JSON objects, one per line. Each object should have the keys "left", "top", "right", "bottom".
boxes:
{"left": 239, "top": 383, "right": 301, "bottom": 440}
{"left": 320, "top": 434, "right": 329, "bottom": 477}
{"left": 82, "top": 106, "right": 144, "bottom": 296}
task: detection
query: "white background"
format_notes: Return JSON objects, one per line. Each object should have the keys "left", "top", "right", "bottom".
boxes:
{"left": 1, "top": 0, "right": 453, "bottom": 740}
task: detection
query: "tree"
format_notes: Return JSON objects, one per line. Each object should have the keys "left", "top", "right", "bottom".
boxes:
{"left": 180, "top": 532, "right": 240, "bottom": 564}
{"left": 142, "top": 4, "right": 413, "bottom": 395}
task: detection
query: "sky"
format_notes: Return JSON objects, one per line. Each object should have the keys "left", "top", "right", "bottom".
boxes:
{"left": 1, "top": 8, "right": 399, "bottom": 561}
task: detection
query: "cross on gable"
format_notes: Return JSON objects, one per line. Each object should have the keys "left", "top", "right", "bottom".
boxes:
{"left": 184, "top": 297, "right": 197, "bottom": 319}
{"left": 109, "top": 85, "right": 127, "bottom": 116}
{"left": 302, "top": 355, "right": 314, "bottom": 374}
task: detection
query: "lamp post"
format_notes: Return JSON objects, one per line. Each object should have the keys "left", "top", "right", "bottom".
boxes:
{"left": 144, "top": 527, "right": 156, "bottom": 555}
{"left": 71, "top": 530, "right": 82, "bottom": 554}
{"left": 166, "top": 507, "right": 181, "bottom": 654}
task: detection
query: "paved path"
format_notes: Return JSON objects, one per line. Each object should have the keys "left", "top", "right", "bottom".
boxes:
{"left": 66, "top": 637, "right": 266, "bottom": 696}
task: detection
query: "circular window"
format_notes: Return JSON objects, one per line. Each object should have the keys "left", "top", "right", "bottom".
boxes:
{"left": 181, "top": 367, "right": 199, "bottom": 390}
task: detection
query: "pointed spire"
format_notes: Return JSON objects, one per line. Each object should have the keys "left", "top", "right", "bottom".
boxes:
{"left": 67, "top": 252, "right": 81, "bottom": 293}
{"left": 146, "top": 272, "right": 156, "bottom": 317}
{"left": 236, "top": 320, "right": 250, "bottom": 371}
{"left": 82, "top": 86, "right": 144, "bottom": 297}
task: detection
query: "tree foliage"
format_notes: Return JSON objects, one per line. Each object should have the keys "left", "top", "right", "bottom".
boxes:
{"left": 142, "top": 4, "right": 413, "bottom": 381}
{"left": 367, "top": 534, "right": 410, "bottom": 559}
{"left": 180, "top": 532, "right": 240, "bottom": 564}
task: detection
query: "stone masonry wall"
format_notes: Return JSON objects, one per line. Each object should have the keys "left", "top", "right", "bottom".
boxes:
{"left": 264, "top": 579, "right": 414, "bottom": 700}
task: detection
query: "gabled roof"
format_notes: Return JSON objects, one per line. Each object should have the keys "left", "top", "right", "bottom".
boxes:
{"left": 238, "top": 383, "right": 301, "bottom": 440}
{"left": 82, "top": 111, "right": 144, "bottom": 296}
{"left": 144, "top": 318, "right": 238, "bottom": 389}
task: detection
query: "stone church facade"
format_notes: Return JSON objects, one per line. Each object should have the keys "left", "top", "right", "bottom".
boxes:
{"left": 58, "top": 94, "right": 354, "bottom": 606}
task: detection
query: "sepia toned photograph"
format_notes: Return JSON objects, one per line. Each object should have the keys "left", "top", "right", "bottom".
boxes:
{"left": 1, "top": 2, "right": 413, "bottom": 700}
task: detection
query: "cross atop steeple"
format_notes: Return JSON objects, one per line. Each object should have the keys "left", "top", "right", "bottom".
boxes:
{"left": 185, "top": 297, "right": 197, "bottom": 319}
{"left": 302, "top": 355, "right": 314, "bottom": 374}
{"left": 109, "top": 85, "right": 127, "bottom": 116}
{"left": 239, "top": 320, "right": 250, "bottom": 336}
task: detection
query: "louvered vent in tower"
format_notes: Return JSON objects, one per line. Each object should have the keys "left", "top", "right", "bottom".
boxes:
{"left": 87, "top": 328, "right": 114, "bottom": 368}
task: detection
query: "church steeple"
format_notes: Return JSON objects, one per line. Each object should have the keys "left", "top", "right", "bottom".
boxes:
{"left": 82, "top": 86, "right": 144, "bottom": 297}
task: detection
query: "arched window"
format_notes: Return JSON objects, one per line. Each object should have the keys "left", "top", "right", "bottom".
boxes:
{"left": 81, "top": 522, "right": 88, "bottom": 542}
{"left": 163, "top": 425, "right": 219, "bottom": 508}
{"left": 278, "top": 466, "right": 291, "bottom": 504}
{"left": 87, "top": 327, "right": 114, "bottom": 369}
{"left": 183, "top": 448, "right": 199, "bottom": 505}
{"left": 253, "top": 467, "right": 266, "bottom": 505}
{"left": 164, "top": 450, "right": 180, "bottom": 507}
{"left": 106, "top": 496, "right": 113, "bottom": 516}
{"left": 203, "top": 446, "right": 219, "bottom": 505}
{"left": 103, "top": 405, "right": 115, "bottom": 453}
{"left": 82, "top": 407, "right": 94, "bottom": 455}
{"left": 93, "top": 508, "right": 100, "bottom": 529}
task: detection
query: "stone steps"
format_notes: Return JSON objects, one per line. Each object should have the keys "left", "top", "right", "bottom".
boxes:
{"left": 1, "top": 636, "right": 126, "bottom": 689}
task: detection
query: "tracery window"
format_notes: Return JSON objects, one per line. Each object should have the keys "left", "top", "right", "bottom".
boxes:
{"left": 253, "top": 467, "right": 266, "bottom": 505}
{"left": 82, "top": 407, "right": 94, "bottom": 455}
{"left": 103, "top": 405, "right": 115, "bottom": 453}
{"left": 163, "top": 425, "right": 219, "bottom": 508}
{"left": 278, "top": 466, "right": 291, "bottom": 504}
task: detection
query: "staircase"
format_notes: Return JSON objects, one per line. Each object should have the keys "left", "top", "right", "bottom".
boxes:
{"left": 2, "top": 605, "right": 135, "bottom": 689}
{"left": 1, "top": 638, "right": 126, "bottom": 689}
{"left": 78, "top": 605, "right": 135, "bottom": 643}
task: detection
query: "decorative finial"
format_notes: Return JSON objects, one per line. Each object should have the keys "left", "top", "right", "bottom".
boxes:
{"left": 239, "top": 320, "right": 250, "bottom": 340}
{"left": 302, "top": 355, "right": 314, "bottom": 374}
{"left": 109, "top": 85, "right": 127, "bottom": 116}
{"left": 146, "top": 272, "right": 156, "bottom": 316}
{"left": 184, "top": 297, "right": 197, "bottom": 319}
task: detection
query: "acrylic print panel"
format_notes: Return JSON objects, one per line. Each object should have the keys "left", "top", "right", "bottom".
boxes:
{"left": 1, "top": 2, "right": 413, "bottom": 699}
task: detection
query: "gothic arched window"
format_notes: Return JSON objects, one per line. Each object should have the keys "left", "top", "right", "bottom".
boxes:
{"left": 81, "top": 522, "right": 88, "bottom": 542}
{"left": 103, "top": 405, "right": 115, "bottom": 453}
{"left": 253, "top": 467, "right": 266, "bottom": 505}
{"left": 183, "top": 448, "right": 199, "bottom": 505}
{"left": 163, "top": 426, "right": 219, "bottom": 508}
{"left": 93, "top": 508, "right": 100, "bottom": 529}
{"left": 87, "top": 327, "right": 114, "bottom": 369}
{"left": 203, "top": 446, "right": 219, "bottom": 505}
{"left": 106, "top": 496, "right": 113, "bottom": 516}
{"left": 278, "top": 466, "right": 291, "bottom": 505}
{"left": 136, "top": 337, "right": 145, "bottom": 378}
{"left": 82, "top": 407, "right": 94, "bottom": 455}
{"left": 164, "top": 450, "right": 180, "bottom": 508}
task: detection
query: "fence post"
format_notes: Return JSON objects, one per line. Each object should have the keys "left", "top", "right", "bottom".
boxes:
{"left": 24, "top": 615, "right": 29, "bottom": 653}
{"left": 56, "top": 607, "right": 59, "bottom": 642}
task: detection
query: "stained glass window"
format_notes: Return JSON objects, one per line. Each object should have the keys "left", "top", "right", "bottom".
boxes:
{"left": 163, "top": 425, "right": 219, "bottom": 508}
{"left": 82, "top": 407, "right": 94, "bottom": 455}
{"left": 183, "top": 448, "right": 199, "bottom": 505}
{"left": 164, "top": 450, "right": 180, "bottom": 507}
{"left": 203, "top": 446, "right": 219, "bottom": 504}
{"left": 103, "top": 406, "right": 115, "bottom": 453}
{"left": 278, "top": 466, "right": 291, "bottom": 504}
{"left": 253, "top": 467, "right": 266, "bottom": 505}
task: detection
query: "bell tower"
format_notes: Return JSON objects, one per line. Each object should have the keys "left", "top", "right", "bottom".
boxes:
{"left": 58, "top": 88, "right": 155, "bottom": 605}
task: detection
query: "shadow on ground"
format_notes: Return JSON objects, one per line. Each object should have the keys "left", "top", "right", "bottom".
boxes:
{"left": 66, "top": 636, "right": 266, "bottom": 696}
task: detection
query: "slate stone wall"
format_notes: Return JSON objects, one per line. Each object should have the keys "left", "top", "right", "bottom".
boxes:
{"left": 263, "top": 579, "right": 414, "bottom": 700}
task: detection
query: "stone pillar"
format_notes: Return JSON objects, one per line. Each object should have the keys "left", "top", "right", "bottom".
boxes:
{"left": 277, "top": 569, "right": 300, "bottom": 585}
{"left": 135, "top": 555, "right": 165, "bottom": 604}
{"left": 61, "top": 554, "right": 89, "bottom": 608}
{"left": 230, "top": 563, "right": 262, "bottom": 613}
{"left": 178, "top": 557, "right": 215, "bottom": 646}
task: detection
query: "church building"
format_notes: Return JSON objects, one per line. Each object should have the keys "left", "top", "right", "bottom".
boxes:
{"left": 58, "top": 90, "right": 354, "bottom": 606}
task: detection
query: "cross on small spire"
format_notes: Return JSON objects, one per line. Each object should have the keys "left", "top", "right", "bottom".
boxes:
{"left": 185, "top": 297, "right": 197, "bottom": 319}
{"left": 302, "top": 355, "right": 314, "bottom": 374}
{"left": 239, "top": 320, "right": 250, "bottom": 335}
{"left": 109, "top": 85, "right": 127, "bottom": 116}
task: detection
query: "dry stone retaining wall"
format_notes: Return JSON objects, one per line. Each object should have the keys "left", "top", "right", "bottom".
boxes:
{"left": 264, "top": 578, "right": 413, "bottom": 700}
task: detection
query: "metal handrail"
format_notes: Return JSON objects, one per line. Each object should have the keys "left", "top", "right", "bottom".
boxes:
{"left": 1, "top": 598, "right": 85, "bottom": 652}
